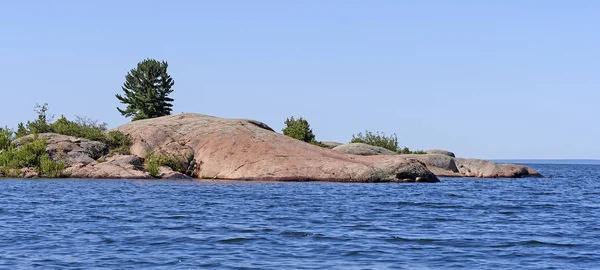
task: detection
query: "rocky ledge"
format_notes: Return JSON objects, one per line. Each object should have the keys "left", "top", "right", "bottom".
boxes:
{"left": 6, "top": 114, "right": 542, "bottom": 182}
{"left": 332, "top": 143, "right": 541, "bottom": 178}
{"left": 112, "top": 114, "right": 438, "bottom": 182}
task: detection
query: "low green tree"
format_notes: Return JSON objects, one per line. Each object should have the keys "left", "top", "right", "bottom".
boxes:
{"left": 282, "top": 116, "right": 319, "bottom": 143}
{"left": 116, "top": 58, "right": 175, "bottom": 121}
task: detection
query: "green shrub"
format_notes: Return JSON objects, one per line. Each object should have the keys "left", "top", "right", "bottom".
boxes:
{"left": 144, "top": 152, "right": 184, "bottom": 178}
{"left": 23, "top": 103, "right": 53, "bottom": 135}
{"left": 12, "top": 136, "right": 47, "bottom": 168}
{"left": 14, "top": 123, "right": 28, "bottom": 139}
{"left": 39, "top": 154, "right": 67, "bottom": 178}
{"left": 106, "top": 130, "right": 132, "bottom": 155}
{"left": 282, "top": 116, "right": 329, "bottom": 148}
{"left": 0, "top": 136, "right": 66, "bottom": 178}
{"left": 50, "top": 115, "right": 108, "bottom": 142}
{"left": 146, "top": 158, "right": 160, "bottom": 177}
{"left": 397, "top": 147, "right": 426, "bottom": 155}
{"left": 351, "top": 130, "right": 399, "bottom": 152}
{"left": 16, "top": 103, "right": 108, "bottom": 142}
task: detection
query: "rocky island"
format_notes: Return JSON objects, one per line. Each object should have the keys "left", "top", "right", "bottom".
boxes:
{"left": 1, "top": 113, "right": 541, "bottom": 182}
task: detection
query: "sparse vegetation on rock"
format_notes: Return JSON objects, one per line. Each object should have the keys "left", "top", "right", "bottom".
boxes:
{"left": 144, "top": 151, "right": 191, "bottom": 178}
{"left": 351, "top": 130, "right": 425, "bottom": 154}
{"left": 0, "top": 135, "right": 66, "bottom": 178}
{"left": 351, "top": 130, "right": 398, "bottom": 151}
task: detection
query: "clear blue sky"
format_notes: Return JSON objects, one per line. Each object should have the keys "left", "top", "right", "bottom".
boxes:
{"left": 1, "top": 1, "right": 598, "bottom": 159}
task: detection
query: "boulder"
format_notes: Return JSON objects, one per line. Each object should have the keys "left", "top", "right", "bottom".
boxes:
{"left": 399, "top": 154, "right": 461, "bottom": 177}
{"left": 396, "top": 154, "right": 541, "bottom": 178}
{"left": 426, "top": 149, "right": 456, "bottom": 157}
{"left": 158, "top": 166, "right": 193, "bottom": 180}
{"left": 66, "top": 155, "right": 151, "bottom": 179}
{"left": 19, "top": 167, "right": 39, "bottom": 178}
{"left": 332, "top": 143, "right": 398, "bottom": 156}
{"left": 321, "top": 141, "right": 343, "bottom": 149}
{"left": 114, "top": 113, "right": 438, "bottom": 182}
{"left": 454, "top": 158, "right": 542, "bottom": 178}
{"left": 15, "top": 133, "right": 108, "bottom": 165}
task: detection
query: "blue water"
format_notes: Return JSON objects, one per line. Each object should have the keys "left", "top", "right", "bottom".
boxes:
{"left": 1, "top": 164, "right": 599, "bottom": 269}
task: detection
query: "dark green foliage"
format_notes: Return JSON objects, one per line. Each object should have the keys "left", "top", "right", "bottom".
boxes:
{"left": 282, "top": 116, "right": 317, "bottom": 143}
{"left": 15, "top": 123, "right": 28, "bottom": 138}
{"left": 0, "top": 127, "right": 13, "bottom": 151}
{"left": 106, "top": 131, "right": 132, "bottom": 155}
{"left": 351, "top": 130, "right": 399, "bottom": 152}
{"left": 116, "top": 58, "right": 175, "bottom": 121}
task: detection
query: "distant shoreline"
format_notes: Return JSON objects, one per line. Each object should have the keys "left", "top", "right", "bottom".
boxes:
{"left": 494, "top": 159, "right": 600, "bottom": 165}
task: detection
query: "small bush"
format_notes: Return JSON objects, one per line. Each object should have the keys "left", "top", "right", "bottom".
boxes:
{"left": 283, "top": 116, "right": 317, "bottom": 143}
{"left": 282, "top": 116, "right": 329, "bottom": 147}
{"left": 397, "top": 147, "right": 426, "bottom": 155}
{"left": 146, "top": 158, "right": 160, "bottom": 177}
{"left": 106, "top": 131, "right": 132, "bottom": 155}
{"left": 16, "top": 103, "right": 108, "bottom": 142}
{"left": 145, "top": 152, "right": 184, "bottom": 178}
{"left": 351, "top": 130, "right": 399, "bottom": 152}
{"left": 23, "top": 103, "right": 53, "bottom": 135}
{"left": 39, "top": 154, "right": 66, "bottom": 178}
{"left": 50, "top": 115, "right": 108, "bottom": 142}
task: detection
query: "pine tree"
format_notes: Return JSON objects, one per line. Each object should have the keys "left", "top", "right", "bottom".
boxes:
{"left": 116, "top": 59, "right": 175, "bottom": 120}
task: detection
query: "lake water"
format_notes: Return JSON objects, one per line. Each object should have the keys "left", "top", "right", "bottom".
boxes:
{"left": 1, "top": 163, "right": 599, "bottom": 269}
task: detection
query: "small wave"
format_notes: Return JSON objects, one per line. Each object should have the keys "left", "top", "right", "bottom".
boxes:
{"left": 344, "top": 250, "right": 362, "bottom": 256}
{"left": 494, "top": 240, "right": 576, "bottom": 248}
{"left": 102, "top": 237, "right": 115, "bottom": 244}
{"left": 281, "top": 231, "right": 314, "bottom": 237}
{"left": 217, "top": 237, "right": 253, "bottom": 243}
{"left": 390, "top": 236, "right": 437, "bottom": 243}
{"left": 168, "top": 215, "right": 188, "bottom": 219}
{"left": 395, "top": 201, "right": 459, "bottom": 209}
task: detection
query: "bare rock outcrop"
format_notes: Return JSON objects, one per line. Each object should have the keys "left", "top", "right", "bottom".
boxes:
{"left": 114, "top": 113, "right": 439, "bottom": 182}
{"left": 19, "top": 167, "right": 39, "bottom": 178}
{"left": 399, "top": 154, "right": 462, "bottom": 177}
{"left": 426, "top": 149, "right": 456, "bottom": 158}
{"left": 455, "top": 158, "right": 542, "bottom": 178}
{"left": 321, "top": 141, "right": 343, "bottom": 149}
{"left": 333, "top": 143, "right": 398, "bottom": 156}
{"left": 336, "top": 145, "right": 541, "bottom": 178}
{"left": 15, "top": 133, "right": 108, "bottom": 165}
{"left": 158, "top": 166, "right": 193, "bottom": 180}
{"left": 66, "top": 155, "right": 151, "bottom": 179}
